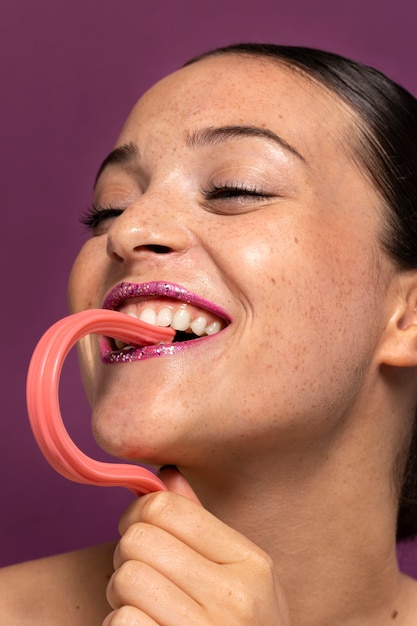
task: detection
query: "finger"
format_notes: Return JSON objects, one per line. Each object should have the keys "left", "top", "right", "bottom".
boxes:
{"left": 113, "top": 522, "right": 220, "bottom": 597}
{"left": 117, "top": 466, "right": 199, "bottom": 536}
{"left": 106, "top": 560, "right": 204, "bottom": 625}
{"left": 119, "top": 490, "right": 261, "bottom": 564}
{"left": 157, "top": 466, "right": 201, "bottom": 504}
{"left": 102, "top": 605, "right": 159, "bottom": 625}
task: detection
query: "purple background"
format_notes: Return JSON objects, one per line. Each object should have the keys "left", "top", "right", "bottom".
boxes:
{"left": 2, "top": 0, "right": 417, "bottom": 576}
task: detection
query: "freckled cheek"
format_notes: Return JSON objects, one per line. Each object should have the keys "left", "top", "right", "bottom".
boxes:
{"left": 235, "top": 232, "right": 367, "bottom": 345}
{"left": 234, "top": 239, "right": 280, "bottom": 281}
{"left": 229, "top": 240, "right": 312, "bottom": 354}
{"left": 233, "top": 235, "right": 303, "bottom": 295}
{"left": 68, "top": 241, "right": 105, "bottom": 312}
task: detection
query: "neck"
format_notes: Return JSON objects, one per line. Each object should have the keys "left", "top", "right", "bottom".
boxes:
{"left": 181, "top": 419, "right": 411, "bottom": 624}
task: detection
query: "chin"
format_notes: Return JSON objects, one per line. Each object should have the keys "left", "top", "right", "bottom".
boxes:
{"left": 91, "top": 411, "right": 186, "bottom": 466}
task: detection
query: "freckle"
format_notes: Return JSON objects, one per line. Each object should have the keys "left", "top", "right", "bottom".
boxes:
{"left": 270, "top": 277, "right": 276, "bottom": 285}
{"left": 294, "top": 237, "right": 298, "bottom": 243}
{"left": 391, "top": 609, "right": 398, "bottom": 619}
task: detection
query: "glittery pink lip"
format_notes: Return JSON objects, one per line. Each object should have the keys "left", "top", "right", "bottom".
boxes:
{"left": 100, "top": 281, "right": 231, "bottom": 363}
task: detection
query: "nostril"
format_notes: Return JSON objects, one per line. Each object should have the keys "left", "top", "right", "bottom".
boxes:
{"left": 143, "top": 244, "right": 172, "bottom": 254}
{"left": 109, "top": 243, "right": 173, "bottom": 262}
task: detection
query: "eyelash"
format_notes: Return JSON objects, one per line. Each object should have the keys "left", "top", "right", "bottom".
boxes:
{"left": 201, "top": 182, "right": 269, "bottom": 201}
{"left": 81, "top": 204, "right": 124, "bottom": 231}
{"left": 81, "top": 184, "right": 270, "bottom": 232}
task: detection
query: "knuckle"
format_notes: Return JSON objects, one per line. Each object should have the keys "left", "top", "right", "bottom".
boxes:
{"left": 103, "top": 606, "right": 138, "bottom": 626}
{"left": 109, "top": 560, "right": 144, "bottom": 603}
{"left": 117, "top": 523, "right": 144, "bottom": 557}
{"left": 140, "top": 489, "right": 174, "bottom": 523}
{"left": 226, "top": 550, "right": 283, "bottom": 622}
{"left": 117, "top": 521, "right": 160, "bottom": 561}
{"left": 249, "top": 546, "right": 275, "bottom": 577}
{"left": 260, "top": 550, "right": 275, "bottom": 575}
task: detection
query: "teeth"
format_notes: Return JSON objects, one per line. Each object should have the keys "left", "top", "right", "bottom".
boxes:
{"left": 190, "top": 316, "right": 207, "bottom": 336}
{"left": 139, "top": 307, "right": 157, "bottom": 325}
{"left": 111, "top": 304, "right": 224, "bottom": 351}
{"left": 205, "top": 321, "right": 221, "bottom": 335}
{"left": 156, "top": 307, "right": 172, "bottom": 327}
{"left": 171, "top": 308, "right": 191, "bottom": 331}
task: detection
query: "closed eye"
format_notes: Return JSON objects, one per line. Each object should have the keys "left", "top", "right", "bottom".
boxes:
{"left": 81, "top": 205, "right": 124, "bottom": 234}
{"left": 202, "top": 182, "right": 270, "bottom": 201}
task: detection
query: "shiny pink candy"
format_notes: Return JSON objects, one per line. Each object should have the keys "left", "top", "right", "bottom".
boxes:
{"left": 26, "top": 309, "right": 175, "bottom": 496}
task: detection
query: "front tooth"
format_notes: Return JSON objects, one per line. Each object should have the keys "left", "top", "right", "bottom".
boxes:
{"left": 156, "top": 307, "right": 172, "bottom": 327}
{"left": 205, "top": 321, "right": 221, "bottom": 335}
{"left": 190, "top": 316, "right": 207, "bottom": 336}
{"left": 139, "top": 307, "right": 157, "bottom": 326}
{"left": 171, "top": 308, "right": 191, "bottom": 331}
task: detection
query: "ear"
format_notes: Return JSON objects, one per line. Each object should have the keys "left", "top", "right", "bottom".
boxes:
{"left": 378, "top": 271, "right": 417, "bottom": 368}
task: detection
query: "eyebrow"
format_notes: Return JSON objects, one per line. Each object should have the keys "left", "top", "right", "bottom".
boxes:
{"left": 94, "top": 124, "right": 307, "bottom": 188}
{"left": 94, "top": 142, "right": 139, "bottom": 187}
{"left": 185, "top": 125, "right": 307, "bottom": 163}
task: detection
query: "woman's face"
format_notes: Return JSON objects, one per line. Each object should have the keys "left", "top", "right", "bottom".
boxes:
{"left": 69, "top": 55, "right": 396, "bottom": 471}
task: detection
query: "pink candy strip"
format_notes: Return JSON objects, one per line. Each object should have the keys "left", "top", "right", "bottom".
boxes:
{"left": 26, "top": 309, "right": 175, "bottom": 496}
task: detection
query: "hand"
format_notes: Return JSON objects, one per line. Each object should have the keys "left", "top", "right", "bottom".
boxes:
{"left": 103, "top": 469, "right": 290, "bottom": 625}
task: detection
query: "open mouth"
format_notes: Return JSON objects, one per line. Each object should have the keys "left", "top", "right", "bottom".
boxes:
{"left": 101, "top": 281, "right": 231, "bottom": 362}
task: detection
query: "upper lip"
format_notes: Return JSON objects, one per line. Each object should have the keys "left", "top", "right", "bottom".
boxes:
{"left": 102, "top": 281, "right": 232, "bottom": 323}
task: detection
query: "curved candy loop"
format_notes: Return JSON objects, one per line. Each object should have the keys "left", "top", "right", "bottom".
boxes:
{"left": 26, "top": 309, "right": 175, "bottom": 496}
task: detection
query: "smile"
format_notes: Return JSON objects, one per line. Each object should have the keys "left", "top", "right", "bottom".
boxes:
{"left": 100, "top": 281, "right": 231, "bottom": 363}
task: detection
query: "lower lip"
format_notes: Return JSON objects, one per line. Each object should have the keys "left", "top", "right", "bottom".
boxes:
{"left": 100, "top": 335, "right": 207, "bottom": 363}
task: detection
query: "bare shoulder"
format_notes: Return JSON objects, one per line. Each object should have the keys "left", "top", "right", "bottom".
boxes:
{"left": 0, "top": 541, "right": 116, "bottom": 625}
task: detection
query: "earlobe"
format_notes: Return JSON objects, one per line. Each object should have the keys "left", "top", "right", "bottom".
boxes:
{"left": 379, "top": 272, "right": 417, "bottom": 368}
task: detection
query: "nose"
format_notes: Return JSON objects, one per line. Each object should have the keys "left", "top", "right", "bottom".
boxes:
{"left": 106, "top": 200, "right": 194, "bottom": 265}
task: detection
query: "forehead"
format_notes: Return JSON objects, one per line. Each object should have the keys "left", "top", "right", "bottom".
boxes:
{"left": 118, "top": 54, "right": 355, "bottom": 163}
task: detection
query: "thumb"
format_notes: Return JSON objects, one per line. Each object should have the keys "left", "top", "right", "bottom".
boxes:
{"left": 158, "top": 465, "right": 201, "bottom": 505}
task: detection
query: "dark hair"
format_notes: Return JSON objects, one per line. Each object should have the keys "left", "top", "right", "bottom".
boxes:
{"left": 186, "top": 43, "right": 417, "bottom": 541}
